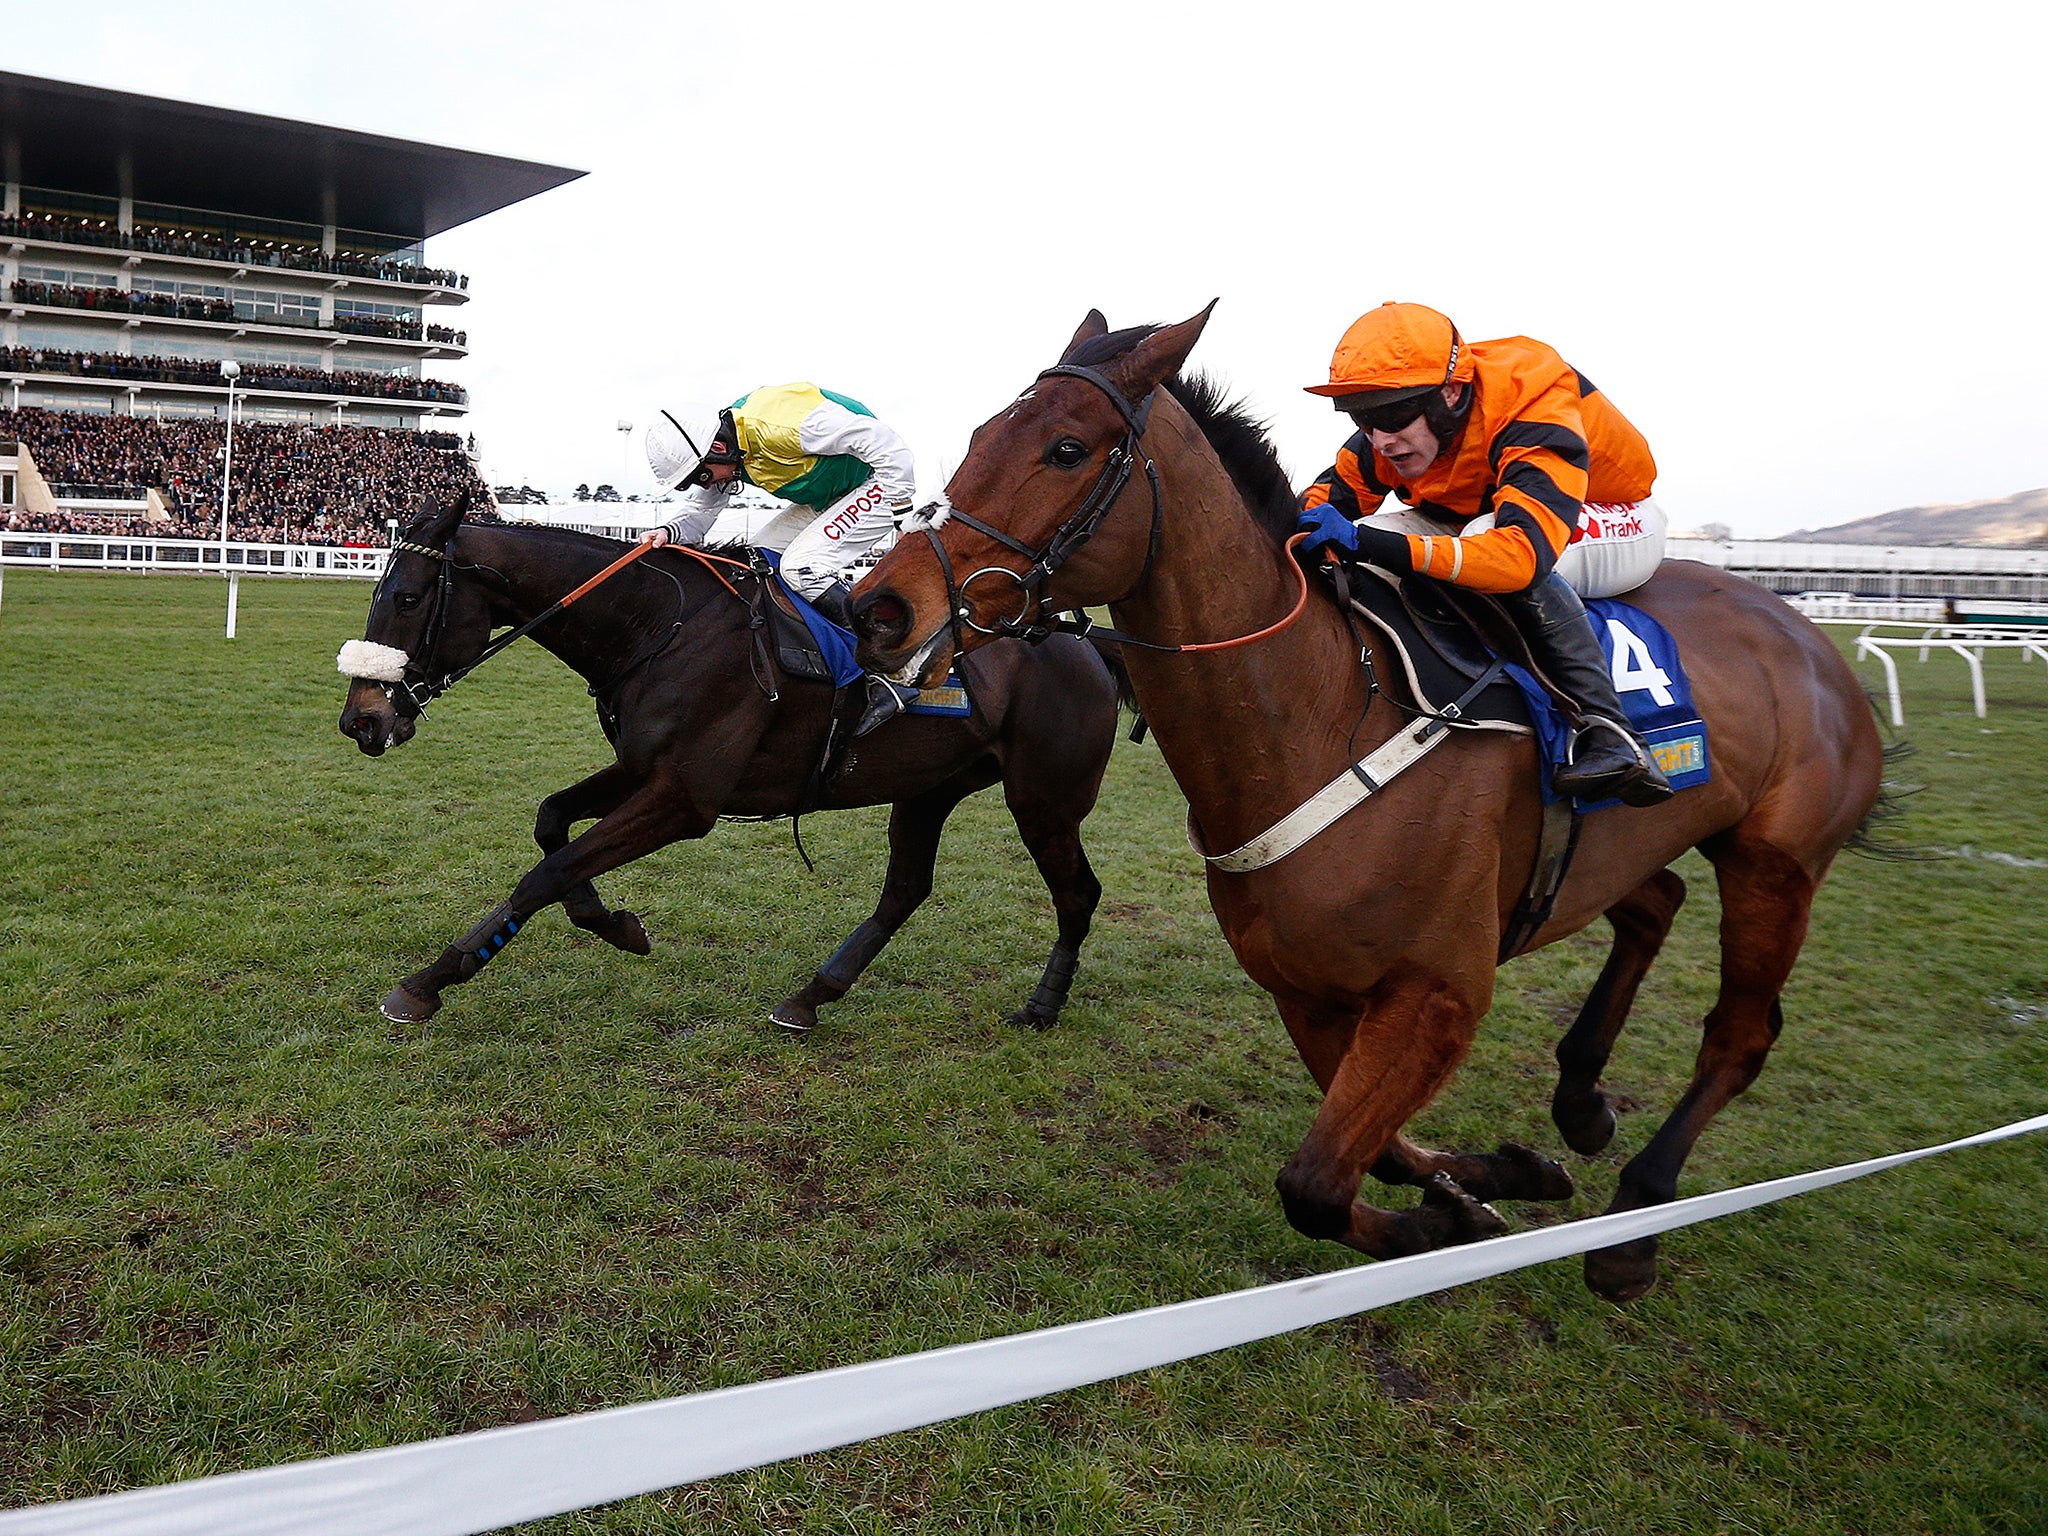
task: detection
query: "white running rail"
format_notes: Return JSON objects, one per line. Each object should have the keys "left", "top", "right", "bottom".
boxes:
{"left": 0, "top": 533, "right": 388, "bottom": 579}
{"left": 2, "top": 1112, "right": 2041, "bottom": 1536}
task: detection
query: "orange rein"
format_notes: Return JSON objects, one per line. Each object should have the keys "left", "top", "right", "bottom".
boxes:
{"left": 1163, "top": 530, "right": 1320, "bottom": 654}
{"left": 557, "top": 540, "right": 751, "bottom": 609}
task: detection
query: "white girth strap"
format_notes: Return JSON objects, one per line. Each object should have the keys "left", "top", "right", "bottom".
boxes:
{"left": 1188, "top": 714, "right": 1458, "bottom": 874}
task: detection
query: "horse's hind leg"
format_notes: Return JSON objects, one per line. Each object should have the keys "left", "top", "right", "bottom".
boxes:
{"left": 1553, "top": 867, "right": 1688, "bottom": 1154}
{"left": 1358, "top": 870, "right": 1689, "bottom": 1205}
{"left": 536, "top": 763, "right": 651, "bottom": 955}
{"left": 1585, "top": 835, "right": 1815, "bottom": 1303}
{"left": 769, "top": 774, "right": 990, "bottom": 1033}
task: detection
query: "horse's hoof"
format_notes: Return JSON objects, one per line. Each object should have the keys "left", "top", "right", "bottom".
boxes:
{"left": 380, "top": 984, "right": 440, "bottom": 1024}
{"left": 1585, "top": 1236, "right": 1660, "bottom": 1303}
{"left": 1420, "top": 1171, "right": 1509, "bottom": 1244}
{"left": 1004, "top": 1005, "right": 1059, "bottom": 1031}
{"left": 1555, "top": 1094, "right": 1618, "bottom": 1155}
{"left": 769, "top": 1001, "right": 815, "bottom": 1033}
{"left": 1495, "top": 1141, "right": 1577, "bottom": 1202}
{"left": 602, "top": 910, "right": 652, "bottom": 956}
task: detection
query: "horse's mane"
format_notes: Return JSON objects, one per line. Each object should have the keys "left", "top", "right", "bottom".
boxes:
{"left": 462, "top": 518, "right": 742, "bottom": 568}
{"left": 1065, "top": 327, "right": 1300, "bottom": 546}
{"left": 466, "top": 519, "right": 629, "bottom": 558}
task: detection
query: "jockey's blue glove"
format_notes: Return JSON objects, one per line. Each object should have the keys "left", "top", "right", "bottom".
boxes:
{"left": 1296, "top": 504, "right": 1360, "bottom": 558}
{"left": 1296, "top": 507, "right": 1413, "bottom": 573}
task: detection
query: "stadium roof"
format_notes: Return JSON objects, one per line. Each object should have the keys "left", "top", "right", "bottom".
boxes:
{"left": 0, "top": 71, "right": 583, "bottom": 240}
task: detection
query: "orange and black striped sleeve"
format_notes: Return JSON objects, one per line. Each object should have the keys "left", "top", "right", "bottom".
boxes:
{"left": 1299, "top": 430, "right": 1391, "bottom": 517}
{"left": 1405, "top": 402, "right": 1588, "bottom": 593}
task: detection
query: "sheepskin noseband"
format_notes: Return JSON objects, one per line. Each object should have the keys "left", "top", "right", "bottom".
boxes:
{"left": 337, "top": 640, "right": 411, "bottom": 683}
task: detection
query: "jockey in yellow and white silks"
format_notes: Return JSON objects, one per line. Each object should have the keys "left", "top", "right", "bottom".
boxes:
{"left": 641, "top": 383, "right": 915, "bottom": 601}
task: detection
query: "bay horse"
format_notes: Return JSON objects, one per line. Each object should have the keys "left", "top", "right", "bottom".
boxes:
{"left": 337, "top": 499, "right": 1120, "bottom": 1033}
{"left": 851, "top": 307, "right": 1886, "bottom": 1301}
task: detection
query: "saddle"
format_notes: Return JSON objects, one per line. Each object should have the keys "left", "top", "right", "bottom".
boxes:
{"left": 1331, "top": 565, "right": 1577, "bottom": 964}
{"left": 1340, "top": 565, "right": 1536, "bottom": 731}
{"left": 744, "top": 556, "right": 838, "bottom": 686}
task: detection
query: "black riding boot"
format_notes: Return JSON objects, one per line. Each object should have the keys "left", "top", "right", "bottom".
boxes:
{"left": 1500, "top": 574, "right": 1675, "bottom": 807}
{"left": 809, "top": 582, "right": 917, "bottom": 735}
{"left": 810, "top": 580, "right": 855, "bottom": 628}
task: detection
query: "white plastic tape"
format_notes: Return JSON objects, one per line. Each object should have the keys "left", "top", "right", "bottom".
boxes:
{"left": 6, "top": 1111, "right": 2043, "bottom": 1536}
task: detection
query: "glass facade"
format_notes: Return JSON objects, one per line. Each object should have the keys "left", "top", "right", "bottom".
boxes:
{"left": 18, "top": 264, "right": 119, "bottom": 288}
{"left": 231, "top": 288, "right": 324, "bottom": 326}
{"left": 13, "top": 324, "right": 127, "bottom": 351}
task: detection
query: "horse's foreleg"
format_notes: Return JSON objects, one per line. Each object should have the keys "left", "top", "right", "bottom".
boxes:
{"left": 1368, "top": 1133, "right": 1576, "bottom": 1205}
{"left": 768, "top": 778, "right": 984, "bottom": 1033}
{"left": 383, "top": 780, "right": 711, "bottom": 1024}
{"left": 1276, "top": 980, "right": 1506, "bottom": 1259}
{"left": 536, "top": 763, "right": 651, "bottom": 954}
{"left": 998, "top": 778, "right": 1105, "bottom": 1031}
{"left": 1552, "top": 867, "right": 1688, "bottom": 1153}
{"left": 1585, "top": 837, "right": 1813, "bottom": 1303}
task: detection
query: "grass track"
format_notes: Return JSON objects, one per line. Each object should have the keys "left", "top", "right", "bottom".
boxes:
{"left": 1, "top": 570, "right": 2044, "bottom": 1534}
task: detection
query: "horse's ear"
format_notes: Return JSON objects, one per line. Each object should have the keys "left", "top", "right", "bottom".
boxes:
{"left": 1060, "top": 309, "right": 1111, "bottom": 362}
{"left": 1107, "top": 300, "right": 1218, "bottom": 397}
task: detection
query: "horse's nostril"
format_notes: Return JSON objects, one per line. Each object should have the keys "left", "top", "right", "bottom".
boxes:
{"left": 860, "top": 591, "right": 910, "bottom": 644}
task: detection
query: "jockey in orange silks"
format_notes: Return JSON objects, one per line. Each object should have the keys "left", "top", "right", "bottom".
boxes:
{"left": 1298, "top": 302, "right": 1673, "bottom": 806}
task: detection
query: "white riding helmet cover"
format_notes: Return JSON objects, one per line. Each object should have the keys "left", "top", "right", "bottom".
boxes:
{"left": 646, "top": 402, "right": 727, "bottom": 489}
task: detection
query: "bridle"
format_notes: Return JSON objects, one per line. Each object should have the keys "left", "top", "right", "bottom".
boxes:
{"left": 917, "top": 364, "right": 1311, "bottom": 659}
{"left": 372, "top": 530, "right": 747, "bottom": 716}
{"left": 920, "top": 362, "right": 1164, "bottom": 647}
{"left": 381, "top": 534, "right": 466, "bottom": 714}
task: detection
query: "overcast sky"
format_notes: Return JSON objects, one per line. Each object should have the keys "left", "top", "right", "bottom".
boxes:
{"left": 9, "top": 2, "right": 2044, "bottom": 536}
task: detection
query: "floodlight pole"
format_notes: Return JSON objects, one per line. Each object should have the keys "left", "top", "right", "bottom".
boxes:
{"left": 220, "top": 359, "right": 241, "bottom": 638}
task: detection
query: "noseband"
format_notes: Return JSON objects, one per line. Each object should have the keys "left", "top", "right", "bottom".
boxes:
{"left": 923, "top": 363, "right": 1163, "bottom": 644}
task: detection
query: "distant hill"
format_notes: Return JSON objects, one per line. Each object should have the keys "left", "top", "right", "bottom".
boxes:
{"left": 1782, "top": 487, "right": 2048, "bottom": 546}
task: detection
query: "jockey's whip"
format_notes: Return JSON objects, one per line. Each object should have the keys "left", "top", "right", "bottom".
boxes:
{"left": 557, "top": 539, "right": 656, "bottom": 608}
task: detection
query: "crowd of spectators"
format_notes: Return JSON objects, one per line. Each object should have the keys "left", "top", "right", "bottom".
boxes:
{"left": 331, "top": 311, "right": 428, "bottom": 343}
{"left": 12, "top": 283, "right": 455, "bottom": 347}
{"left": 1, "top": 406, "right": 492, "bottom": 544}
{"left": 0, "top": 207, "right": 467, "bottom": 289}
{"left": 0, "top": 345, "right": 468, "bottom": 406}
{"left": 12, "top": 280, "right": 235, "bottom": 324}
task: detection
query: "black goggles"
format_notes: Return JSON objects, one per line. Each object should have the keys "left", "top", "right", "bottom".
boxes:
{"left": 1347, "top": 393, "right": 1434, "bottom": 436}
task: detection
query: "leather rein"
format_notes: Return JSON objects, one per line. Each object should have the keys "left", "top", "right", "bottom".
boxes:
{"left": 383, "top": 532, "right": 747, "bottom": 715}
{"left": 919, "top": 364, "right": 1311, "bottom": 658}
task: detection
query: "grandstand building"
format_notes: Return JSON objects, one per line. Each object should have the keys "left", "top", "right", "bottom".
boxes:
{"left": 0, "top": 71, "right": 578, "bottom": 529}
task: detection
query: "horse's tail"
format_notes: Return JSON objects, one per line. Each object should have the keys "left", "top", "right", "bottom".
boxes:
{"left": 1846, "top": 730, "right": 1933, "bottom": 861}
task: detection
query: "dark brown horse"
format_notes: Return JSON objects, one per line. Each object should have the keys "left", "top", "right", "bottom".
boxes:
{"left": 852, "top": 308, "right": 1886, "bottom": 1300}
{"left": 338, "top": 501, "right": 1120, "bottom": 1033}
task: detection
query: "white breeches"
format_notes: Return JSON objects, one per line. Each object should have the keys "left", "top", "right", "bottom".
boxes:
{"left": 772, "top": 480, "right": 903, "bottom": 599}
{"left": 1552, "top": 500, "right": 1667, "bottom": 599}
{"left": 1366, "top": 498, "right": 1668, "bottom": 599}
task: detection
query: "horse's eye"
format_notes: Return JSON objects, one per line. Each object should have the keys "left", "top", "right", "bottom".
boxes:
{"left": 395, "top": 593, "right": 422, "bottom": 612}
{"left": 1047, "top": 438, "right": 1089, "bottom": 469}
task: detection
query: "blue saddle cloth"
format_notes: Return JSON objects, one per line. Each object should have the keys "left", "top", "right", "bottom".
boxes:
{"left": 1503, "top": 597, "right": 1712, "bottom": 809}
{"left": 754, "top": 549, "right": 863, "bottom": 688}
